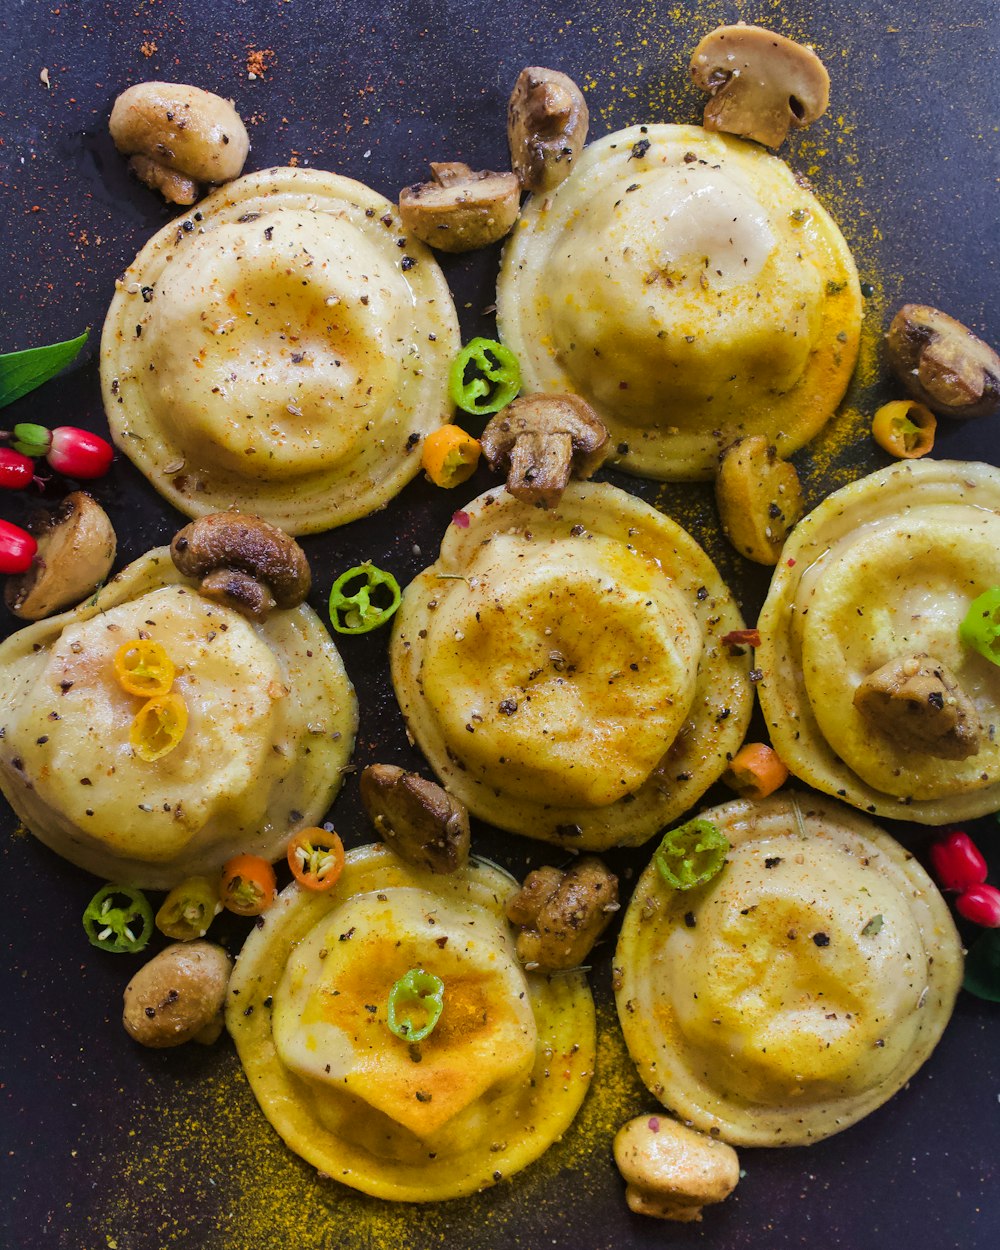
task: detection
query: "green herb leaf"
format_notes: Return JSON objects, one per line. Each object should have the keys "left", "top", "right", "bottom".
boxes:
{"left": 963, "top": 928, "right": 1000, "bottom": 1002}
{"left": 861, "top": 914, "right": 884, "bottom": 937}
{"left": 0, "top": 328, "right": 89, "bottom": 410}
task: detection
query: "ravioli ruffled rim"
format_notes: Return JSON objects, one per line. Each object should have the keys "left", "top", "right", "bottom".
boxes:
{"left": 100, "top": 166, "right": 460, "bottom": 535}
{"left": 497, "top": 123, "right": 861, "bottom": 481}
{"left": 390, "top": 481, "right": 752, "bottom": 850}
{"left": 0, "top": 547, "right": 357, "bottom": 889}
{"left": 614, "top": 793, "right": 962, "bottom": 1147}
{"left": 757, "top": 458, "right": 1000, "bottom": 823}
{"left": 226, "top": 844, "right": 595, "bottom": 1202}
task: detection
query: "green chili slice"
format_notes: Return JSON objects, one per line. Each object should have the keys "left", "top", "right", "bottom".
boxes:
{"left": 328, "top": 562, "right": 402, "bottom": 634}
{"left": 959, "top": 587, "right": 1000, "bottom": 666}
{"left": 82, "top": 883, "right": 154, "bottom": 953}
{"left": 448, "top": 337, "right": 521, "bottom": 416}
{"left": 387, "top": 967, "right": 445, "bottom": 1042}
{"left": 155, "top": 875, "right": 221, "bottom": 941}
{"left": 654, "top": 818, "right": 730, "bottom": 891}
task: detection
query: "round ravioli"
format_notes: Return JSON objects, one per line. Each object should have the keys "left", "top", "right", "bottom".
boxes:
{"left": 390, "top": 482, "right": 752, "bottom": 850}
{"left": 0, "top": 549, "right": 356, "bottom": 888}
{"left": 758, "top": 459, "right": 1000, "bottom": 822}
{"left": 227, "top": 844, "right": 595, "bottom": 1201}
{"left": 614, "top": 794, "right": 962, "bottom": 1147}
{"left": 101, "top": 167, "right": 460, "bottom": 534}
{"left": 497, "top": 124, "right": 861, "bottom": 481}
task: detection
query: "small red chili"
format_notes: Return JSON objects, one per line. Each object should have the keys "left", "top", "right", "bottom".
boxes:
{"left": 929, "top": 830, "right": 988, "bottom": 894}
{"left": 0, "top": 518, "right": 37, "bottom": 574}
{"left": 955, "top": 883, "right": 1000, "bottom": 928}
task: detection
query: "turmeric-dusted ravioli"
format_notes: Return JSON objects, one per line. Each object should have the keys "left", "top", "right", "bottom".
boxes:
{"left": 615, "top": 794, "right": 961, "bottom": 1147}
{"left": 0, "top": 550, "right": 356, "bottom": 888}
{"left": 497, "top": 124, "right": 861, "bottom": 480}
{"left": 101, "top": 167, "right": 460, "bottom": 534}
{"left": 226, "top": 844, "right": 595, "bottom": 1201}
{"left": 758, "top": 459, "right": 1000, "bottom": 822}
{"left": 390, "top": 482, "right": 752, "bottom": 850}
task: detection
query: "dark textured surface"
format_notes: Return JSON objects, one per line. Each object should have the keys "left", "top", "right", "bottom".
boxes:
{"left": 1, "top": 2, "right": 998, "bottom": 1248}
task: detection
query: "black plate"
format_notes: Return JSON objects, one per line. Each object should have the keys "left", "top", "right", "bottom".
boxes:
{"left": 2, "top": 3, "right": 998, "bottom": 1248}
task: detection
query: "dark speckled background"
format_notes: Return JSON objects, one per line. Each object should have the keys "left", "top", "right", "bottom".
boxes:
{"left": 1, "top": 2, "right": 998, "bottom": 1248}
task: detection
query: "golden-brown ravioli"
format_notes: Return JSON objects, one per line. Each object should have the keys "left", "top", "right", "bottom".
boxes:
{"left": 0, "top": 549, "right": 356, "bottom": 888}
{"left": 390, "top": 482, "right": 752, "bottom": 849}
{"left": 101, "top": 167, "right": 460, "bottom": 534}
{"left": 614, "top": 794, "right": 962, "bottom": 1147}
{"left": 757, "top": 459, "right": 1000, "bottom": 822}
{"left": 497, "top": 124, "right": 861, "bottom": 480}
{"left": 226, "top": 844, "right": 595, "bottom": 1201}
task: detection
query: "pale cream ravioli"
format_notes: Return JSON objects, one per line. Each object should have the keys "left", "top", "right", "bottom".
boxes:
{"left": 615, "top": 794, "right": 962, "bottom": 1147}
{"left": 758, "top": 459, "right": 1000, "bottom": 822}
{"left": 390, "top": 482, "right": 752, "bottom": 850}
{"left": 0, "top": 550, "right": 356, "bottom": 888}
{"left": 497, "top": 124, "right": 861, "bottom": 480}
{"left": 227, "top": 845, "right": 595, "bottom": 1201}
{"left": 101, "top": 167, "right": 460, "bottom": 534}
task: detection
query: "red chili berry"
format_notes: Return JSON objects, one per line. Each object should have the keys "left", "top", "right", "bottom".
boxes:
{"left": 955, "top": 883, "right": 1000, "bottom": 928}
{"left": 930, "top": 830, "right": 989, "bottom": 893}
{"left": 0, "top": 519, "right": 38, "bottom": 574}
{"left": 46, "top": 427, "right": 114, "bottom": 479}
{"left": 0, "top": 447, "right": 38, "bottom": 490}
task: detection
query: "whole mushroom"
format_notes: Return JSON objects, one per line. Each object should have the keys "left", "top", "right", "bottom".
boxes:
{"left": 614, "top": 1115, "right": 740, "bottom": 1222}
{"left": 170, "top": 512, "right": 311, "bottom": 621}
{"left": 689, "top": 24, "right": 830, "bottom": 148}
{"left": 4, "top": 492, "right": 116, "bottom": 620}
{"left": 123, "top": 940, "right": 232, "bottom": 1048}
{"left": 359, "top": 763, "right": 470, "bottom": 874}
{"left": 398, "top": 162, "right": 520, "bottom": 253}
{"left": 109, "top": 81, "right": 250, "bottom": 205}
{"left": 507, "top": 66, "right": 589, "bottom": 192}
{"left": 886, "top": 304, "right": 1000, "bottom": 420}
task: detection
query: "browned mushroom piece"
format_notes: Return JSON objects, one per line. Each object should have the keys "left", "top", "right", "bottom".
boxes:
{"left": 614, "top": 1115, "right": 740, "bottom": 1222}
{"left": 170, "top": 512, "right": 311, "bottom": 621}
{"left": 504, "top": 856, "right": 619, "bottom": 971}
{"left": 5, "top": 492, "right": 117, "bottom": 621}
{"left": 689, "top": 24, "right": 830, "bottom": 149}
{"left": 853, "top": 653, "right": 982, "bottom": 760}
{"left": 398, "top": 162, "right": 520, "bottom": 253}
{"left": 109, "top": 82, "right": 250, "bottom": 205}
{"left": 715, "top": 434, "right": 804, "bottom": 565}
{"left": 507, "top": 66, "right": 589, "bottom": 192}
{"left": 359, "top": 764, "right": 471, "bottom": 874}
{"left": 886, "top": 305, "right": 1000, "bottom": 420}
{"left": 480, "top": 393, "right": 611, "bottom": 508}
{"left": 123, "top": 941, "right": 232, "bottom": 1048}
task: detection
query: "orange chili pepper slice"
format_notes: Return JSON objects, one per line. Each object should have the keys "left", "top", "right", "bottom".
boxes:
{"left": 872, "top": 399, "right": 936, "bottom": 459}
{"left": 421, "top": 424, "right": 482, "bottom": 488}
{"left": 114, "top": 639, "right": 176, "bottom": 697}
{"left": 221, "top": 853, "right": 277, "bottom": 916}
{"left": 129, "top": 691, "right": 188, "bottom": 762}
{"left": 287, "top": 827, "right": 345, "bottom": 892}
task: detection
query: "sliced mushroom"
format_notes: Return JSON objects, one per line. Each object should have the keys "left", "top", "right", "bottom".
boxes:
{"left": 480, "top": 393, "right": 610, "bottom": 508}
{"left": 359, "top": 764, "right": 470, "bottom": 874}
{"left": 5, "top": 492, "right": 116, "bottom": 620}
{"left": 123, "top": 941, "right": 232, "bottom": 1048}
{"left": 715, "top": 435, "right": 804, "bottom": 564}
{"left": 853, "top": 653, "right": 982, "bottom": 759}
{"left": 170, "top": 512, "right": 311, "bottom": 621}
{"left": 504, "top": 856, "right": 619, "bottom": 971}
{"left": 507, "top": 66, "right": 589, "bottom": 192}
{"left": 689, "top": 24, "right": 830, "bottom": 149}
{"left": 398, "top": 162, "right": 520, "bottom": 253}
{"left": 886, "top": 304, "right": 1000, "bottom": 420}
{"left": 109, "top": 81, "right": 249, "bottom": 205}
{"left": 614, "top": 1115, "right": 740, "bottom": 1222}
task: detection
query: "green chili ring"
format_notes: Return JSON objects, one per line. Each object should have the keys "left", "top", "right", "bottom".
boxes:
{"left": 328, "top": 562, "right": 402, "bottom": 634}
{"left": 654, "top": 818, "right": 730, "bottom": 891}
{"left": 448, "top": 337, "right": 521, "bottom": 417}
{"left": 386, "top": 967, "right": 445, "bottom": 1042}
{"left": 959, "top": 586, "right": 1000, "bottom": 666}
{"left": 82, "top": 883, "right": 155, "bottom": 953}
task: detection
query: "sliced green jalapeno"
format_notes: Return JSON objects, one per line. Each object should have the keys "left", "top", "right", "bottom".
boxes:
{"left": 328, "top": 562, "right": 402, "bottom": 634}
{"left": 654, "top": 818, "right": 729, "bottom": 891}
{"left": 386, "top": 968, "right": 445, "bottom": 1042}
{"left": 82, "top": 884, "right": 154, "bottom": 953}
{"left": 448, "top": 337, "right": 521, "bottom": 416}
{"left": 960, "top": 587, "right": 1000, "bottom": 665}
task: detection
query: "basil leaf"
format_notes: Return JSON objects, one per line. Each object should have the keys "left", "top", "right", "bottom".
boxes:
{"left": 963, "top": 928, "right": 1000, "bottom": 1002}
{"left": 0, "top": 328, "right": 89, "bottom": 410}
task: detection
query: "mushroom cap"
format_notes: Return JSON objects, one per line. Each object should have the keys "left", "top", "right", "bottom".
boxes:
{"left": 614, "top": 1115, "right": 739, "bottom": 1221}
{"left": 359, "top": 763, "right": 470, "bottom": 874}
{"left": 690, "top": 24, "right": 830, "bottom": 148}
{"left": 886, "top": 304, "right": 1000, "bottom": 420}
{"left": 507, "top": 66, "right": 589, "bottom": 192}
{"left": 398, "top": 164, "right": 520, "bottom": 253}
{"left": 123, "top": 940, "right": 232, "bottom": 1048}
{"left": 170, "top": 512, "right": 311, "bottom": 609}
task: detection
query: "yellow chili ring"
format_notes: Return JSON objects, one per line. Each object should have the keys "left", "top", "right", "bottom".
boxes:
{"left": 421, "top": 424, "right": 482, "bottom": 488}
{"left": 129, "top": 691, "right": 189, "bottom": 762}
{"left": 114, "top": 639, "right": 176, "bottom": 697}
{"left": 872, "top": 399, "right": 936, "bottom": 459}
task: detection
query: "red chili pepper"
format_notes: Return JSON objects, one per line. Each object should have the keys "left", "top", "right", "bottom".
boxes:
{"left": 955, "top": 883, "right": 1000, "bottom": 928}
{"left": 721, "top": 628, "right": 761, "bottom": 648}
{"left": 0, "top": 447, "right": 39, "bottom": 490}
{"left": 0, "top": 519, "right": 37, "bottom": 574}
{"left": 929, "top": 830, "right": 988, "bottom": 893}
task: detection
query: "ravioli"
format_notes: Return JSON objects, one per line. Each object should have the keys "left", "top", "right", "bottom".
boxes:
{"left": 227, "top": 844, "right": 595, "bottom": 1201}
{"left": 757, "top": 459, "right": 1000, "bottom": 822}
{"left": 0, "top": 549, "right": 356, "bottom": 888}
{"left": 497, "top": 124, "right": 861, "bottom": 480}
{"left": 390, "top": 482, "right": 752, "bottom": 850}
{"left": 614, "top": 794, "right": 962, "bottom": 1147}
{"left": 101, "top": 167, "right": 460, "bottom": 534}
